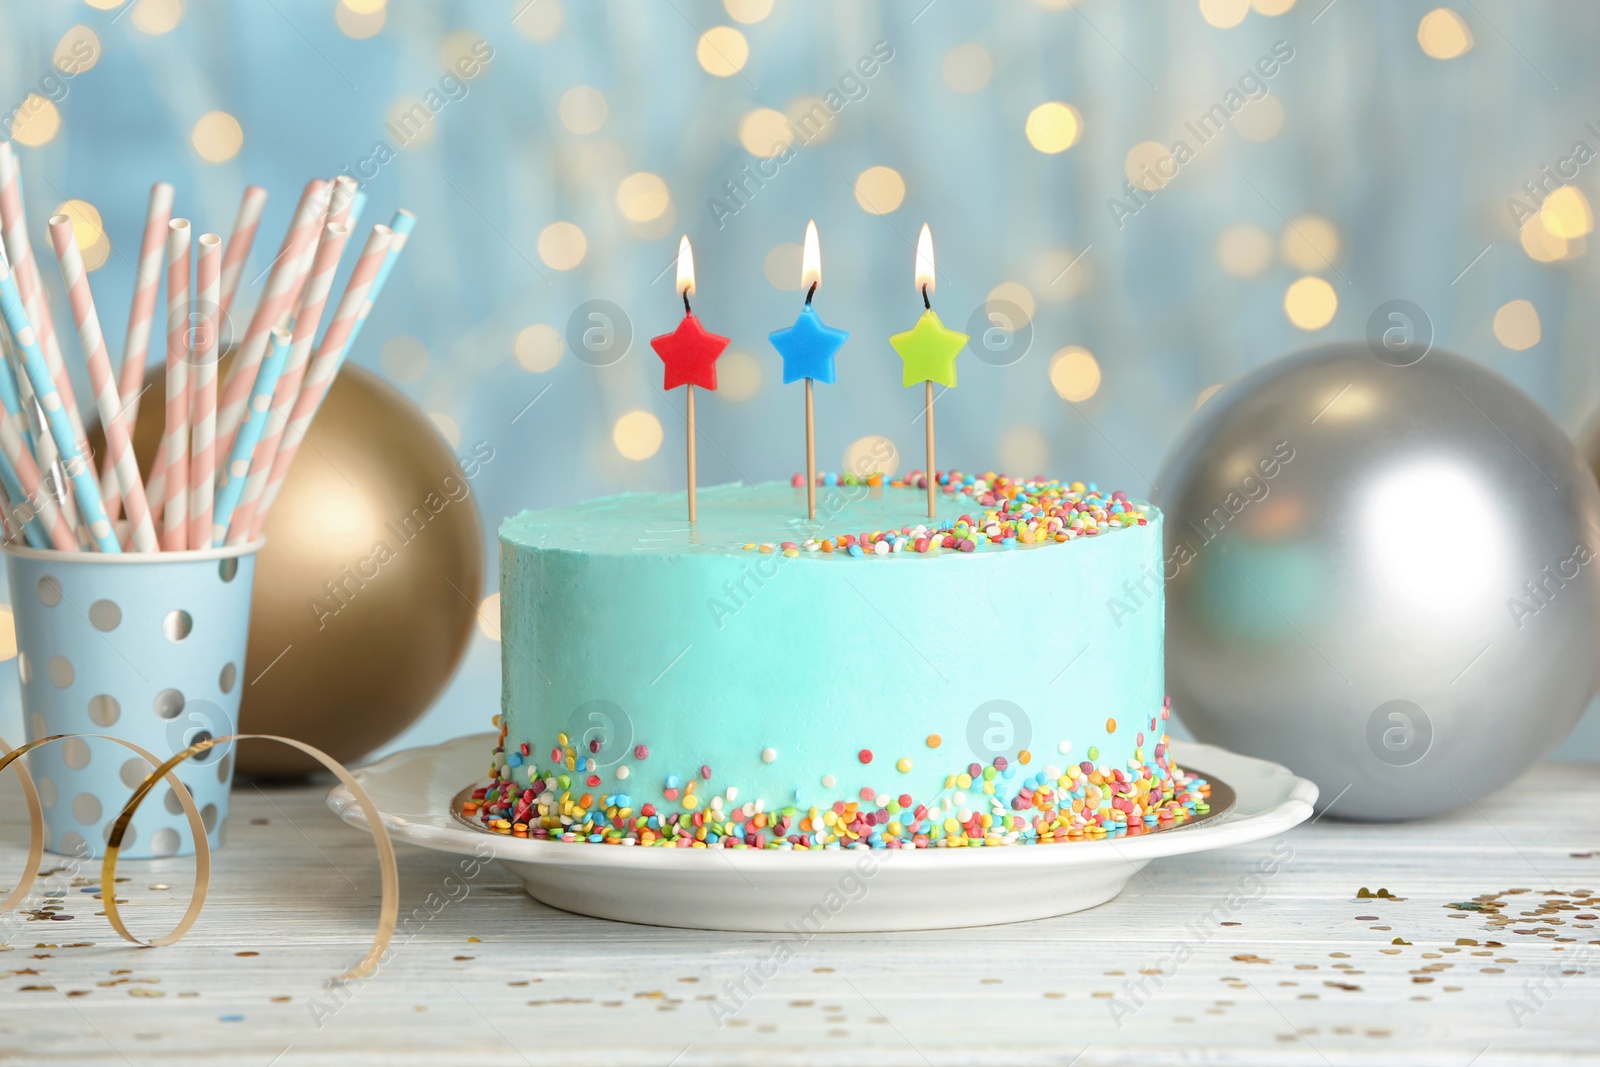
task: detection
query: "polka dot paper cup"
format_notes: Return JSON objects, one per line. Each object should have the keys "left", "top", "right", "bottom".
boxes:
{"left": 3, "top": 540, "right": 263, "bottom": 859}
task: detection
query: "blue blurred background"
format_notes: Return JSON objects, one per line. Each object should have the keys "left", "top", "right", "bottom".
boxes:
{"left": 2, "top": 0, "right": 1598, "bottom": 759}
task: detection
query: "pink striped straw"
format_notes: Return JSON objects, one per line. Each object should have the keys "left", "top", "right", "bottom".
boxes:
{"left": 101, "top": 181, "right": 173, "bottom": 527}
{"left": 218, "top": 185, "right": 268, "bottom": 323}
{"left": 162, "top": 219, "right": 191, "bottom": 551}
{"left": 190, "top": 233, "right": 221, "bottom": 549}
{"left": 0, "top": 404, "right": 75, "bottom": 550}
{"left": 0, "top": 142, "right": 90, "bottom": 457}
{"left": 252, "top": 224, "right": 393, "bottom": 532}
{"left": 327, "top": 176, "right": 358, "bottom": 227}
{"left": 47, "top": 215, "right": 160, "bottom": 553}
{"left": 151, "top": 180, "right": 330, "bottom": 519}
{"left": 213, "top": 178, "right": 330, "bottom": 462}
{"left": 228, "top": 221, "right": 350, "bottom": 543}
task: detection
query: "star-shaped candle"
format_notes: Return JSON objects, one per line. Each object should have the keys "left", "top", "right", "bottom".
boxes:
{"left": 768, "top": 220, "right": 848, "bottom": 520}
{"left": 650, "top": 235, "right": 729, "bottom": 522}
{"left": 889, "top": 224, "right": 969, "bottom": 517}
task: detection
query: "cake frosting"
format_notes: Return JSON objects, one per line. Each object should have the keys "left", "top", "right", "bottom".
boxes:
{"left": 473, "top": 472, "right": 1208, "bottom": 848}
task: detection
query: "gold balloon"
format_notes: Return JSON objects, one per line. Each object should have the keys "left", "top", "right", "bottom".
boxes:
{"left": 111, "top": 361, "right": 483, "bottom": 777}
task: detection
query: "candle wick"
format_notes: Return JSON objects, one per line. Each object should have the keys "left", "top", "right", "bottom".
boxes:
{"left": 682, "top": 287, "right": 692, "bottom": 315}
{"left": 921, "top": 284, "right": 930, "bottom": 311}
{"left": 805, "top": 281, "right": 817, "bottom": 306}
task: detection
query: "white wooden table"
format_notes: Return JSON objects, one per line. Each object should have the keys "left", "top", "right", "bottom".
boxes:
{"left": 2, "top": 757, "right": 1597, "bottom": 1066}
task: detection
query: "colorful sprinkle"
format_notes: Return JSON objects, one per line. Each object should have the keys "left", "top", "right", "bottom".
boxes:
{"left": 896, "top": 757, "right": 912, "bottom": 773}
{"left": 740, "top": 471, "right": 1149, "bottom": 561}
{"left": 926, "top": 734, "right": 942, "bottom": 748}
{"left": 858, "top": 749, "right": 873, "bottom": 764}
{"left": 475, "top": 699, "right": 1208, "bottom": 850}
{"left": 761, "top": 747, "right": 777, "bottom": 763}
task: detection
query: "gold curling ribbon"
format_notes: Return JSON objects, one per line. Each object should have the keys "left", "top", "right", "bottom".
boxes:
{"left": 1, "top": 732, "right": 398, "bottom": 982}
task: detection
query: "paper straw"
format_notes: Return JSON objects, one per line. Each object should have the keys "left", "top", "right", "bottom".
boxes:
{"left": 101, "top": 181, "right": 173, "bottom": 525}
{"left": 0, "top": 444, "right": 47, "bottom": 548}
{"left": 7, "top": 357, "right": 74, "bottom": 534}
{"left": 218, "top": 185, "right": 267, "bottom": 322}
{"left": 227, "top": 221, "right": 350, "bottom": 543}
{"left": 342, "top": 210, "right": 415, "bottom": 357}
{"left": 252, "top": 225, "right": 392, "bottom": 531}
{"left": 0, "top": 452, "right": 40, "bottom": 546}
{"left": 213, "top": 327, "right": 288, "bottom": 545}
{"left": 0, "top": 339, "right": 28, "bottom": 437}
{"left": 0, "top": 404, "right": 72, "bottom": 549}
{"left": 47, "top": 215, "right": 159, "bottom": 553}
{"left": 162, "top": 219, "right": 191, "bottom": 551}
{"left": 348, "top": 189, "right": 368, "bottom": 230}
{"left": 0, "top": 253, "right": 118, "bottom": 551}
{"left": 189, "top": 233, "right": 221, "bottom": 549}
{"left": 0, "top": 142, "right": 90, "bottom": 457}
{"left": 212, "top": 178, "right": 330, "bottom": 462}
{"left": 327, "top": 176, "right": 357, "bottom": 227}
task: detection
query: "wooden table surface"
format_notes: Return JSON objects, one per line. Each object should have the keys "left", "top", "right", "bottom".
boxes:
{"left": 1, "top": 756, "right": 1597, "bottom": 1066}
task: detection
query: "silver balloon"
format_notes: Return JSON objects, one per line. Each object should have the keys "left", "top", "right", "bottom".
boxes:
{"left": 1157, "top": 343, "right": 1600, "bottom": 821}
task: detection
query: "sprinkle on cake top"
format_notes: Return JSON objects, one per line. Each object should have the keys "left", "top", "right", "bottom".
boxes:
{"left": 749, "top": 469, "right": 1148, "bottom": 558}
{"left": 500, "top": 468, "right": 1152, "bottom": 558}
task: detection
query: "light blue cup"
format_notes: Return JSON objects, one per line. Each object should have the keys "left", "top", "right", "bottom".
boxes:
{"left": 4, "top": 540, "right": 263, "bottom": 859}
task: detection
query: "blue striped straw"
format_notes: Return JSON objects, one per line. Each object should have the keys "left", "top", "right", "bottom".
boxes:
{"left": 0, "top": 346, "right": 24, "bottom": 420}
{"left": 0, "top": 448, "right": 47, "bottom": 548}
{"left": 339, "top": 209, "right": 414, "bottom": 364}
{"left": 0, "top": 256, "right": 120, "bottom": 552}
{"left": 211, "top": 327, "right": 289, "bottom": 545}
{"left": 348, "top": 189, "right": 368, "bottom": 230}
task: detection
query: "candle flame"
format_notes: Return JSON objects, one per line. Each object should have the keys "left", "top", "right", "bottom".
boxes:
{"left": 677, "top": 235, "right": 696, "bottom": 298}
{"left": 914, "top": 223, "right": 935, "bottom": 297}
{"left": 801, "top": 219, "right": 821, "bottom": 293}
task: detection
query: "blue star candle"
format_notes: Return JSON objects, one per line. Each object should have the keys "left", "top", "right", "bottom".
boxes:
{"left": 768, "top": 221, "right": 848, "bottom": 520}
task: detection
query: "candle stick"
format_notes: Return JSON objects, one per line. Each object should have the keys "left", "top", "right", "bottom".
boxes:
{"left": 769, "top": 220, "right": 848, "bottom": 521}
{"left": 890, "top": 224, "right": 968, "bottom": 518}
{"left": 649, "top": 236, "right": 728, "bottom": 524}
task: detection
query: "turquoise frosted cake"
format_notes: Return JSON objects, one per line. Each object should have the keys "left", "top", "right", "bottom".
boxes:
{"left": 471, "top": 471, "right": 1208, "bottom": 848}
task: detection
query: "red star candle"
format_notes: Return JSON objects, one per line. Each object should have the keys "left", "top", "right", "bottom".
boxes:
{"left": 650, "top": 236, "right": 728, "bottom": 523}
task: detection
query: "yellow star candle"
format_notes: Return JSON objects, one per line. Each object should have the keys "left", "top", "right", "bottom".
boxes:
{"left": 889, "top": 224, "right": 968, "bottom": 517}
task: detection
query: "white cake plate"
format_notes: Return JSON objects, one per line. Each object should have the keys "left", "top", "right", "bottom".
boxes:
{"left": 327, "top": 733, "right": 1316, "bottom": 933}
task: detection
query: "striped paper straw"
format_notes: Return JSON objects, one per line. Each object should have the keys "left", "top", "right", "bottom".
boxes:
{"left": 213, "top": 178, "right": 330, "bottom": 461}
{"left": 218, "top": 185, "right": 268, "bottom": 322}
{"left": 348, "top": 189, "right": 368, "bottom": 230}
{"left": 0, "top": 403, "right": 73, "bottom": 549}
{"left": 0, "top": 252, "right": 118, "bottom": 552}
{"left": 213, "top": 327, "right": 289, "bottom": 545}
{"left": 48, "top": 215, "right": 159, "bottom": 553}
{"left": 0, "top": 142, "right": 90, "bottom": 457}
{"left": 327, "top": 176, "right": 357, "bottom": 227}
{"left": 227, "top": 221, "right": 350, "bottom": 543}
{"left": 101, "top": 181, "right": 173, "bottom": 526}
{"left": 189, "top": 233, "right": 221, "bottom": 549}
{"left": 342, "top": 210, "right": 415, "bottom": 357}
{"left": 0, "top": 447, "right": 46, "bottom": 547}
{"left": 162, "top": 219, "right": 191, "bottom": 551}
{"left": 8, "top": 357, "right": 74, "bottom": 534}
{"left": 253, "top": 225, "right": 393, "bottom": 530}
{"left": 0, "top": 439, "right": 47, "bottom": 548}
{"left": 0, "top": 338, "right": 28, "bottom": 436}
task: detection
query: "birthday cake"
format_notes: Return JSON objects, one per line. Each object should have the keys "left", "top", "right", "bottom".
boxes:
{"left": 471, "top": 470, "right": 1208, "bottom": 848}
